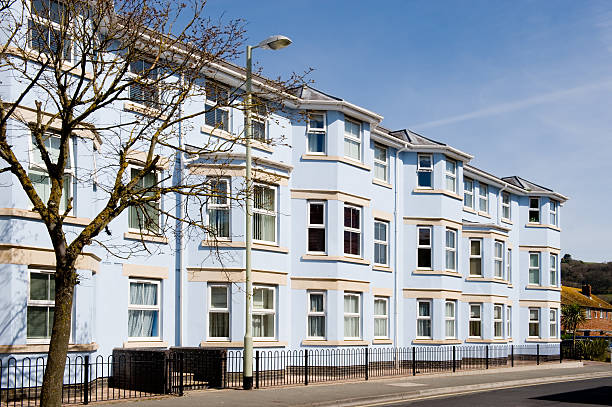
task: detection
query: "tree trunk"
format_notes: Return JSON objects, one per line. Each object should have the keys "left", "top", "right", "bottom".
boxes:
{"left": 40, "top": 260, "right": 76, "bottom": 407}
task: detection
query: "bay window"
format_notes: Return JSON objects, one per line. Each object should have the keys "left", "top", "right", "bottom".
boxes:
{"left": 308, "top": 201, "right": 326, "bottom": 253}
{"left": 30, "top": 0, "right": 72, "bottom": 62}
{"left": 469, "top": 239, "right": 482, "bottom": 276}
{"left": 529, "top": 252, "right": 540, "bottom": 285}
{"left": 374, "top": 297, "right": 389, "bottom": 339}
{"left": 207, "top": 178, "right": 230, "bottom": 239}
{"left": 445, "top": 300, "right": 456, "bottom": 339}
{"left": 253, "top": 184, "right": 276, "bottom": 243}
{"left": 494, "top": 241, "right": 504, "bottom": 279}
{"left": 343, "top": 293, "right": 361, "bottom": 339}
{"left": 128, "top": 168, "right": 160, "bottom": 233}
{"left": 469, "top": 303, "right": 482, "bottom": 338}
{"left": 529, "top": 308, "right": 540, "bottom": 337}
{"left": 529, "top": 198, "right": 540, "bottom": 223}
{"left": 253, "top": 286, "right": 275, "bottom": 339}
{"left": 550, "top": 254, "right": 558, "bottom": 286}
{"left": 493, "top": 304, "right": 503, "bottom": 338}
{"left": 307, "top": 112, "right": 326, "bottom": 153}
{"left": 445, "top": 158, "right": 456, "bottom": 193}
{"left": 343, "top": 205, "right": 361, "bottom": 256}
{"left": 464, "top": 178, "right": 474, "bottom": 209}
{"left": 417, "top": 226, "right": 432, "bottom": 269}
{"left": 208, "top": 284, "right": 230, "bottom": 339}
{"left": 307, "top": 291, "right": 325, "bottom": 339}
{"left": 550, "top": 309, "right": 558, "bottom": 338}
{"left": 417, "top": 154, "right": 433, "bottom": 188}
{"left": 344, "top": 118, "right": 361, "bottom": 161}
{"left": 204, "top": 81, "right": 229, "bottom": 132}
{"left": 128, "top": 279, "right": 160, "bottom": 339}
{"left": 479, "top": 184, "right": 488, "bottom": 212}
{"left": 445, "top": 229, "right": 457, "bottom": 271}
{"left": 27, "top": 271, "right": 55, "bottom": 340}
{"left": 502, "top": 192, "right": 511, "bottom": 220}
{"left": 417, "top": 300, "right": 432, "bottom": 338}
{"left": 550, "top": 200, "right": 558, "bottom": 226}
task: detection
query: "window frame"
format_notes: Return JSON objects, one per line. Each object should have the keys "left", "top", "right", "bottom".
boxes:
{"left": 445, "top": 228, "right": 457, "bottom": 272}
{"left": 307, "top": 201, "right": 326, "bottom": 254}
{"left": 307, "top": 291, "right": 326, "bottom": 339}
{"left": 549, "top": 309, "right": 558, "bottom": 338}
{"left": 445, "top": 300, "right": 456, "bottom": 339}
{"left": 127, "top": 278, "right": 161, "bottom": 341}
{"left": 507, "top": 306, "right": 512, "bottom": 338}
{"left": 469, "top": 239, "right": 482, "bottom": 276}
{"left": 373, "top": 296, "right": 389, "bottom": 339}
{"left": 306, "top": 112, "right": 326, "bottom": 154}
{"left": 253, "top": 183, "right": 277, "bottom": 244}
{"left": 208, "top": 283, "right": 230, "bottom": 341}
{"left": 469, "top": 303, "right": 482, "bottom": 338}
{"left": 374, "top": 219, "right": 389, "bottom": 266}
{"left": 252, "top": 285, "right": 276, "bottom": 340}
{"left": 445, "top": 158, "right": 457, "bottom": 193}
{"left": 493, "top": 304, "right": 503, "bottom": 339}
{"left": 343, "top": 204, "right": 361, "bottom": 257}
{"left": 417, "top": 153, "right": 433, "bottom": 189}
{"left": 28, "top": 0, "right": 74, "bottom": 63}
{"left": 506, "top": 248, "right": 512, "bottom": 283}
{"left": 417, "top": 225, "right": 433, "bottom": 269}
{"left": 204, "top": 81, "right": 231, "bottom": 132}
{"left": 494, "top": 241, "right": 504, "bottom": 279}
{"left": 27, "top": 270, "right": 56, "bottom": 343}
{"left": 464, "top": 178, "right": 474, "bottom": 209}
{"left": 502, "top": 192, "right": 511, "bottom": 220}
{"left": 343, "top": 118, "right": 361, "bottom": 161}
{"left": 416, "top": 299, "right": 432, "bottom": 339}
{"left": 550, "top": 200, "right": 558, "bottom": 226}
{"left": 478, "top": 183, "right": 488, "bottom": 213}
{"left": 207, "top": 178, "right": 231, "bottom": 240}
{"left": 373, "top": 143, "right": 388, "bottom": 182}
{"left": 529, "top": 252, "right": 541, "bottom": 285}
{"left": 343, "top": 292, "right": 361, "bottom": 340}
{"left": 549, "top": 254, "right": 558, "bottom": 287}
{"left": 529, "top": 197, "right": 540, "bottom": 223}
{"left": 127, "top": 166, "right": 161, "bottom": 234}
{"left": 528, "top": 308, "right": 540, "bottom": 338}
{"left": 251, "top": 100, "right": 268, "bottom": 143}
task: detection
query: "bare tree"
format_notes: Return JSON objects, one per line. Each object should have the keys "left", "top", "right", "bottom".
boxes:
{"left": 0, "top": 1, "right": 306, "bottom": 405}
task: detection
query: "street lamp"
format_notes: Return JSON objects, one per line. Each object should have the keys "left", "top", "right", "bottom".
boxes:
{"left": 243, "top": 34, "right": 292, "bottom": 390}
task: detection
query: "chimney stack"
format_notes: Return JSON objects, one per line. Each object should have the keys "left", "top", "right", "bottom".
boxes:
{"left": 582, "top": 284, "right": 592, "bottom": 298}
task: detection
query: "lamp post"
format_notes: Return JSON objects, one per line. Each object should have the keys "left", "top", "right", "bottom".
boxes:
{"left": 243, "top": 34, "right": 292, "bottom": 390}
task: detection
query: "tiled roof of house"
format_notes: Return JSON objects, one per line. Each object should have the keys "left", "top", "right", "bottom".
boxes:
{"left": 561, "top": 286, "right": 612, "bottom": 310}
{"left": 291, "top": 85, "right": 342, "bottom": 102}
{"left": 501, "top": 176, "right": 554, "bottom": 193}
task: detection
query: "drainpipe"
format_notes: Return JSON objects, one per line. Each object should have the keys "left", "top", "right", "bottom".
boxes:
{"left": 177, "top": 78, "right": 185, "bottom": 347}
{"left": 394, "top": 143, "right": 409, "bottom": 348}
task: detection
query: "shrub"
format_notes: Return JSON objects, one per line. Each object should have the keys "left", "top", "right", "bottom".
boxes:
{"left": 577, "top": 339, "right": 610, "bottom": 361}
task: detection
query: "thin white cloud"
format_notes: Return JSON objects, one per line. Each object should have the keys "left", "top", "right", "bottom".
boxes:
{"left": 413, "top": 79, "right": 612, "bottom": 129}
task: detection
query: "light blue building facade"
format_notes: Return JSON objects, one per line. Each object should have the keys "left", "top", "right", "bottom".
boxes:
{"left": 0, "top": 7, "right": 568, "bottom": 361}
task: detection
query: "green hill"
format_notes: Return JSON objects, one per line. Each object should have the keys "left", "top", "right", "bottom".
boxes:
{"left": 561, "top": 254, "right": 612, "bottom": 296}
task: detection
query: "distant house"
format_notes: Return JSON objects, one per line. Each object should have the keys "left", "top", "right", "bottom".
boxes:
{"left": 561, "top": 285, "right": 612, "bottom": 337}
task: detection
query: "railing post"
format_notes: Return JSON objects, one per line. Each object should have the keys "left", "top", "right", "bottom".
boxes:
{"left": 412, "top": 348, "right": 416, "bottom": 376}
{"left": 304, "top": 349, "right": 309, "bottom": 386}
{"left": 365, "top": 348, "right": 369, "bottom": 381}
{"left": 255, "top": 351, "right": 260, "bottom": 389}
{"left": 537, "top": 344, "right": 540, "bottom": 366}
{"left": 511, "top": 345, "right": 514, "bottom": 367}
{"left": 83, "top": 355, "right": 89, "bottom": 405}
{"left": 560, "top": 343, "right": 563, "bottom": 364}
{"left": 485, "top": 346, "right": 489, "bottom": 369}
{"left": 179, "top": 353, "right": 184, "bottom": 397}
{"left": 452, "top": 346, "right": 456, "bottom": 373}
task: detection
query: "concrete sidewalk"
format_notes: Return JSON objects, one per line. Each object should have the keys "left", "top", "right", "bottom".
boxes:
{"left": 114, "top": 362, "right": 612, "bottom": 407}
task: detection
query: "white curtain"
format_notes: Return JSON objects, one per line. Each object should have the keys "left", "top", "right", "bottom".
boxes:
{"left": 374, "top": 318, "right": 387, "bottom": 337}
{"left": 445, "top": 320, "right": 455, "bottom": 338}
{"left": 308, "top": 316, "right": 325, "bottom": 337}
{"left": 209, "top": 312, "right": 229, "bottom": 338}
{"left": 254, "top": 213, "right": 275, "bottom": 242}
{"left": 128, "top": 282, "right": 158, "bottom": 337}
{"left": 344, "top": 316, "right": 359, "bottom": 338}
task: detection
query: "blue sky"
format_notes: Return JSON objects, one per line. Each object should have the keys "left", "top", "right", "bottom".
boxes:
{"left": 203, "top": 0, "right": 612, "bottom": 261}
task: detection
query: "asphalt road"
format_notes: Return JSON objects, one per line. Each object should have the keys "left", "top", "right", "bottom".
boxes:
{"left": 373, "top": 377, "right": 612, "bottom": 407}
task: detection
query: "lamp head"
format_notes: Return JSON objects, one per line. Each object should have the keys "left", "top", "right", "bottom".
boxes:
{"left": 257, "top": 35, "right": 292, "bottom": 50}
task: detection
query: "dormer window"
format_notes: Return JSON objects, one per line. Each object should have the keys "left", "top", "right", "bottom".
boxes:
{"left": 306, "top": 112, "right": 326, "bottom": 153}
{"left": 344, "top": 118, "right": 361, "bottom": 161}
{"left": 417, "top": 154, "right": 433, "bottom": 188}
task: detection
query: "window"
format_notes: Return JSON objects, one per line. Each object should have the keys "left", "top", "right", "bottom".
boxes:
{"left": 374, "top": 144, "right": 388, "bottom": 182}
{"left": 417, "top": 154, "right": 433, "bottom": 188}
{"left": 445, "top": 158, "right": 456, "bottom": 193}
{"left": 507, "top": 306, "right": 512, "bottom": 338}
{"left": 550, "top": 309, "right": 558, "bottom": 338}
{"left": 208, "top": 284, "right": 230, "bottom": 339}
{"left": 494, "top": 304, "right": 503, "bottom": 338}
{"left": 464, "top": 178, "right": 474, "bottom": 209}
{"left": 29, "top": 132, "right": 73, "bottom": 214}
{"left": 507, "top": 248, "right": 512, "bottom": 282}
{"left": 306, "top": 112, "right": 326, "bottom": 153}
{"left": 253, "top": 286, "right": 275, "bottom": 339}
{"left": 344, "top": 293, "right": 361, "bottom": 339}
{"left": 128, "top": 168, "right": 160, "bottom": 233}
{"left": 417, "top": 300, "right": 432, "bottom": 338}
{"left": 529, "top": 198, "right": 540, "bottom": 223}
{"left": 374, "top": 220, "right": 389, "bottom": 266}
{"left": 502, "top": 193, "right": 511, "bottom": 220}
{"left": 469, "top": 304, "right": 482, "bottom": 337}
{"left": 550, "top": 200, "right": 558, "bottom": 226}
{"left": 207, "top": 179, "right": 230, "bottom": 239}
{"left": 479, "top": 184, "right": 488, "bottom": 212}
{"left": 374, "top": 297, "right": 389, "bottom": 338}
{"left": 252, "top": 101, "right": 267, "bottom": 142}
{"left": 27, "top": 271, "right": 55, "bottom": 340}
{"left": 344, "top": 118, "right": 361, "bottom": 161}
{"left": 205, "top": 81, "right": 230, "bottom": 132}
{"left": 417, "top": 226, "right": 432, "bottom": 269}
{"left": 585, "top": 308, "right": 591, "bottom": 319}
{"left": 307, "top": 291, "right": 325, "bottom": 339}
{"left": 494, "top": 241, "right": 504, "bottom": 279}
{"left": 253, "top": 184, "right": 276, "bottom": 243}
{"left": 128, "top": 280, "right": 160, "bottom": 339}
{"left": 529, "top": 308, "right": 540, "bottom": 337}
{"left": 29, "top": 0, "right": 72, "bottom": 62}
{"left": 445, "top": 229, "right": 457, "bottom": 271}
{"left": 308, "top": 201, "right": 326, "bottom": 253}
{"left": 129, "top": 60, "right": 159, "bottom": 108}
{"left": 550, "top": 254, "right": 558, "bottom": 286}
{"left": 529, "top": 252, "right": 540, "bottom": 285}
{"left": 445, "top": 300, "right": 456, "bottom": 338}
{"left": 343, "top": 205, "right": 361, "bottom": 256}
{"left": 469, "top": 239, "right": 482, "bottom": 276}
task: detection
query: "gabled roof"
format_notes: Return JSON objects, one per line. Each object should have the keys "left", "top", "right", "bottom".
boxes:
{"left": 406, "top": 129, "right": 446, "bottom": 146}
{"left": 290, "top": 85, "right": 341, "bottom": 102}
{"left": 501, "top": 176, "right": 553, "bottom": 193}
{"left": 561, "top": 286, "right": 612, "bottom": 310}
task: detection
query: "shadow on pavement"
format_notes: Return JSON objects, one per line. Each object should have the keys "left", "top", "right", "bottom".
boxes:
{"left": 532, "top": 386, "right": 612, "bottom": 406}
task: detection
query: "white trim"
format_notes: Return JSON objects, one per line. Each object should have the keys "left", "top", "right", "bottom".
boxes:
{"left": 206, "top": 178, "right": 231, "bottom": 240}
{"left": 417, "top": 153, "right": 433, "bottom": 189}
{"left": 253, "top": 183, "right": 277, "bottom": 245}
{"left": 307, "top": 201, "right": 326, "bottom": 254}
{"left": 343, "top": 204, "right": 361, "bottom": 257}
{"left": 445, "top": 228, "right": 457, "bottom": 272}
{"left": 502, "top": 192, "right": 511, "bottom": 220}
{"left": 529, "top": 197, "right": 541, "bottom": 224}
{"left": 127, "top": 165, "right": 161, "bottom": 234}
{"left": 208, "top": 283, "right": 230, "bottom": 341}
{"left": 469, "top": 303, "right": 482, "bottom": 338}
{"left": 416, "top": 225, "right": 432, "bottom": 269}
{"left": 528, "top": 307, "right": 540, "bottom": 338}
{"left": 493, "top": 240, "right": 504, "bottom": 279}
{"left": 373, "top": 143, "right": 388, "bottom": 182}
{"left": 478, "top": 183, "right": 488, "bottom": 213}
{"left": 307, "top": 291, "right": 326, "bottom": 339}
{"left": 445, "top": 300, "right": 456, "bottom": 339}
{"left": 373, "top": 296, "right": 389, "bottom": 339}
{"left": 493, "top": 304, "right": 503, "bottom": 339}
{"left": 416, "top": 299, "right": 432, "bottom": 339}
{"left": 252, "top": 285, "right": 276, "bottom": 340}
{"left": 127, "top": 279, "right": 161, "bottom": 341}
{"left": 529, "top": 252, "right": 541, "bottom": 286}
{"left": 469, "top": 239, "right": 482, "bottom": 276}
{"left": 374, "top": 219, "right": 389, "bottom": 266}
{"left": 343, "top": 292, "right": 361, "bottom": 340}
{"left": 445, "top": 157, "right": 457, "bottom": 193}
{"left": 463, "top": 178, "right": 474, "bottom": 209}
{"left": 306, "top": 112, "right": 326, "bottom": 154}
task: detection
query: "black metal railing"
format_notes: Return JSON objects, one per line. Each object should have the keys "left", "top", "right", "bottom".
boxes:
{"left": 0, "top": 344, "right": 566, "bottom": 405}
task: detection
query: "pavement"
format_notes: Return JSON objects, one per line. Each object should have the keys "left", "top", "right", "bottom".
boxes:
{"left": 111, "top": 361, "right": 612, "bottom": 407}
